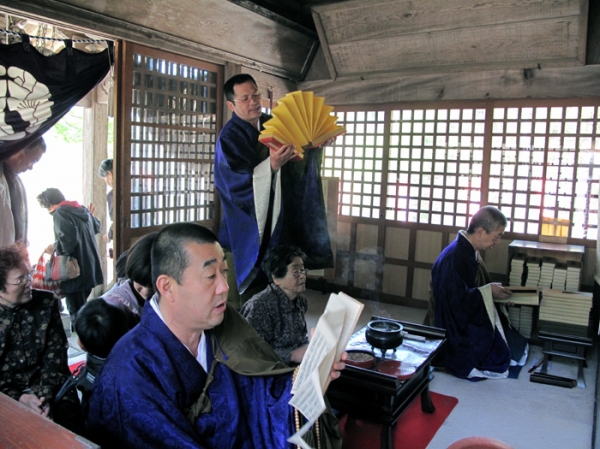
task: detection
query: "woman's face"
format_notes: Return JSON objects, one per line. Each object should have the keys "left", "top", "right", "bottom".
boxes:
{"left": 0, "top": 263, "right": 33, "bottom": 308}
{"left": 133, "top": 281, "right": 153, "bottom": 300}
{"left": 273, "top": 256, "right": 306, "bottom": 300}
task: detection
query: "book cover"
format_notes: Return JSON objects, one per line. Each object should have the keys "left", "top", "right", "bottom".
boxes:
{"left": 496, "top": 287, "right": 540, "bottom": 306}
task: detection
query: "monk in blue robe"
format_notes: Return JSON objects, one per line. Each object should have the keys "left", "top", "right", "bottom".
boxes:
{"left": 430, "top": 206, "right": 528, "bottom": 379}
{"left": 214, "top": 74, "right": 333, "bottom": 296}
{"left": 87, "top": 223, "right": 343, "bottom": 448}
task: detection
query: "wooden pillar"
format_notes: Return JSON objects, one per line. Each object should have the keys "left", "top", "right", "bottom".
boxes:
{"left": 82, "top": 80, "right": 110, "bottom": 296}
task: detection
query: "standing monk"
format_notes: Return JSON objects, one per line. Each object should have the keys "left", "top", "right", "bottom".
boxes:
{"left": 214, "top": 74, "right": 334, "bottom": 305}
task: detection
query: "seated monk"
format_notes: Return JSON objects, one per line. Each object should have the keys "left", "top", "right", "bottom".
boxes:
{"left": 430, "top": 206, "right": 528, "bottom": 379}
{"left": 87, "top": 223, "right": 345, "bottom": 448}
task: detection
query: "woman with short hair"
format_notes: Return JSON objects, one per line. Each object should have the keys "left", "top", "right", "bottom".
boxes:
{"left": 241, "top": 245, "right": 310, "bottom": 365}
{"left": 37, "top": 187, "right": 103, "bottom": 326}
{"left": 0, "top": 244, "right": 83, "bottom": 433}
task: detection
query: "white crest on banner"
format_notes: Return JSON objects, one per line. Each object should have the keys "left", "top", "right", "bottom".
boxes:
{"left": 0, "top": 65, "right": 54, "bottom": 140}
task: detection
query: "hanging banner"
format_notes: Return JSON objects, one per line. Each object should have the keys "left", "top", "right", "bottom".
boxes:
{"left": 0, "top": 34, "right": 113, "bottom": 158}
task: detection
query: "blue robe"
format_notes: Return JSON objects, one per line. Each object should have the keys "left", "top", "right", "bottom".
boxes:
{"left": 87, "top": 302, "right": 296, "bottom": 448}
{"left": 431, "top": 232, "right": 513, "bottom": 379}
{"left": 215, "top": 112, "right": 333, "bottom": 290}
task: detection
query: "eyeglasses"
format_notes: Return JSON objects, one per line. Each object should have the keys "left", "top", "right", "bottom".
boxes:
{"left": 287, "top": 269, "right": 307, "bottom": 279}
{"left": 232, "top": 92, "right": 262, "bottom": 104}
{"left": 6, "top": 271, "right": 34, "bottom": 286}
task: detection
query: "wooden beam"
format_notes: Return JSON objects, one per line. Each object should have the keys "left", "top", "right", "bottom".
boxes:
{"left": 299, "top": 64, "right": 600, "bottom": 105}
{"left": 0, "top": 0, "right": 314, "bottom": 81}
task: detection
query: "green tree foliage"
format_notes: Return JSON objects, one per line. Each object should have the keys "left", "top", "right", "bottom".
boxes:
{"left": 53, "top": 107, "right": 84, "bottom": 144}
{"left": 52, "top": 107, "right": 114, "bottom": 147}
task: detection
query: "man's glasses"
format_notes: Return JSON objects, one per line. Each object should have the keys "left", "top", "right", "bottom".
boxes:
{"left": 287, "top": 269, "right": 307, "bottom": 279}
{"left": 6, "top": 271, "right": 34, "bottom": 286}
{"left": 232, "top": 92, "right": 262, "bottom": 104}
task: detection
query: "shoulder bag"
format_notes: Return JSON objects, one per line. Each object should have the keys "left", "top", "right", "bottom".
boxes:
{"left": 46, "top": 251, "right": 80, "bottom": 282}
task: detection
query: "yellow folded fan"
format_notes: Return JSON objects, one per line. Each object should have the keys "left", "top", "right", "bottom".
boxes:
{"left": 259, "top": 91, "right": 345, "bottom": 160}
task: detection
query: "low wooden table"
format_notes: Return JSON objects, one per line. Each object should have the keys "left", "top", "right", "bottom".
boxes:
{"left": 0, "top": 392, "right": 98, "bottom": 448}
{"left": 327, "top": 317, "right": 446, "bottom": 449}
{"left": 538, "top": 321, "right": 593, "bottom": 388}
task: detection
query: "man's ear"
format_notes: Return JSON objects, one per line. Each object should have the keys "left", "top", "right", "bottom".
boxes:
{"left": 155, "top": 274, "right": 175, "bottom": 303}
{"left": 226, "top": 100, "right": 236, "bottom": 113}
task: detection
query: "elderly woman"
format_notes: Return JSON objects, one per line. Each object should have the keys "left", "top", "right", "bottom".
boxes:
{"left": 241, "top": 245, "right": 310, "bottom": 365}
{"left": 0, "top": 244, "right": 82, "bottom": 433}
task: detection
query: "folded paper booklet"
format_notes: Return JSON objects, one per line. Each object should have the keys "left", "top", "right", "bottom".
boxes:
{"left": 259, "top": 90, "right": 345, "bottom": 160}
{"left": 287, "top": 292, "right": 363, "bottom": 448}
{"left": 495, "top": 286, "right": 540, "bottom": 306}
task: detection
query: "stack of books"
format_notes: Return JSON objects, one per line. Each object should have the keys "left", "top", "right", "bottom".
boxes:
{"left": 565, "top": 261, "right": 582, "bottom": 291}
{"left": 496, "top": 287, "right": 538, "bottom": 339}
{"left": 509, "top": 254, "right": 525, "bottom": 287}
{"left": 499, "top": 286, "right": 540, "bottom": 306}
{"left": 552, "top": 263, "right": 567, "bottom": 290}
{"left": 508, "top": 306, "right": 534, "bottom": 338}
{"left": 525, "top": 257, "right": 541, "bottom": 287}
{"left": 539, "top": 257, "right": 556, "bottom": 289}
{"left": 539, "top": 289, "right": 593, "bottom": 328}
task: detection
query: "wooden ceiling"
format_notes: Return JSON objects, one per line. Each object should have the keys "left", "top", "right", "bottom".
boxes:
{"left": 235, "top": 0, "right": 341, "bottom": 31}
{"left": 244, "top": 0, "right": 590, "bottom": 80}
{"left": 1, "top": 0, "right": 595, "bottom": 85}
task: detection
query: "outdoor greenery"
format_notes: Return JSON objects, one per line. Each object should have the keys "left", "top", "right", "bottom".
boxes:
{"left": 54, "top": 106, "right": 114, "bottom": 149}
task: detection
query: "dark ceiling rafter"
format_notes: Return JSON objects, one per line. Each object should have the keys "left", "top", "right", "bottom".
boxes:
{"left": 0, "top": 0, "right": 315, "bottom": 81}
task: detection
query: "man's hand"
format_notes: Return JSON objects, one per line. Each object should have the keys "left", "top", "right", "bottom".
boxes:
{"left": 88, "top": 203, "right": 96, "bottom": 216}
{"left": 321, "top": 137, "right": 337, "bottom": 148}
{"left": 19, "top": 393, "right": 49, "bottom": 417}
{"left": 490, "top": 282, "right": 512, "bottom": 300}
{"left": 270, "top": 144, "right": 297, "bottom": 171}
{"left": 290, "top": 344, "right": 308, "bottom": 364}
{"left": 44, "top": 243, "right": 54, "bottom": 254}
{"left": 329, "top": 351, "right": 347, "bottom": 380}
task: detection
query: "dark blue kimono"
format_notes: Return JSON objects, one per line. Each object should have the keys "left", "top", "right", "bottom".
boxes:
{"left": 214, "top": 112, "right": 333, "bottom": 291}
{"left": 431, "top": 232, "right": 516, "bottom": 379}
{"left": 87, "top": 302, "right": 296, "bottom": 448}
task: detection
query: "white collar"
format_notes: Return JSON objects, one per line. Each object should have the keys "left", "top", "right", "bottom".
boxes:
{"left": 150, "top": 295, "right": 207, "bottom": 370}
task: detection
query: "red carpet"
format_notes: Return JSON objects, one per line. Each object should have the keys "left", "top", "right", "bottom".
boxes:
{"left": 338, "top": 391, "right": 458, "bottom": 449}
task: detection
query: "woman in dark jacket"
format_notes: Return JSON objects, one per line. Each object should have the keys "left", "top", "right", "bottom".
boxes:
{"left": 0, "top": 244, "right": 83, "bottom": 434}
{"left": 37, "top": 188, "right": 103, "bottom": 325}
{"left": 241, "top": 245, "right": 310, "bottom": 365}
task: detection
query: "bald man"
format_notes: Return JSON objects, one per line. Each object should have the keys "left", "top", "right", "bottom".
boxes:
{"left": 0, "top": 137, "right": 46, "bottom": 246}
